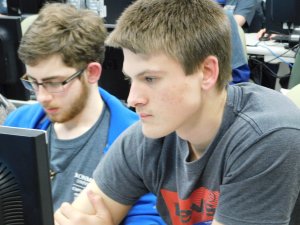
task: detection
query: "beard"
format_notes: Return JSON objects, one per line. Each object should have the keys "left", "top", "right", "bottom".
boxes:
{"left": 47, "top": 79, "right": 90, "bottom": 123}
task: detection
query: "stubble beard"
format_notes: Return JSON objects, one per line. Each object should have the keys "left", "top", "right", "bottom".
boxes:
{"left": 48, "top": 80, "right": 90, "bottom": 123}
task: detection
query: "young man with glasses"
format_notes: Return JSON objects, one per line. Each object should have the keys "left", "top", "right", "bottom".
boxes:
{"left": 4, "top": 3, "right": 165, "bottom": 225}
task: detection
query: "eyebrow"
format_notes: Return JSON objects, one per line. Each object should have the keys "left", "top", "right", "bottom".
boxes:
{"left": 26, "top": 74, "right": 65, "bottom": 82}
{"left": 122, "top": 69, "right": 160, "bottom": 78}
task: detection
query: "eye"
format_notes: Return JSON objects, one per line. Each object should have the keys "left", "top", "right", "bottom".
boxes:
{"left": 145, "top": 76, "right": 156, "bottom": 83}
{"left": 44, "top": 81, "right": 61, "bottom": 88}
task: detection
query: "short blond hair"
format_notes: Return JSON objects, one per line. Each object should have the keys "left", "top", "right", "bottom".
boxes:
{"left": 106, "top": 0, "right": 232, "bottom": 90}
{"left": 18, "top": 3, "right": 107, "bottom": 69}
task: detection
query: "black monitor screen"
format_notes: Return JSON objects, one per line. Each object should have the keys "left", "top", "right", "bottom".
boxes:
{"left": 19, "top": 0, "right": 46, "bottom": 14}
{"left": 103, "top": 0, "right": 134, "bottom": 27}
{"left": 0, "top": 126, "right": 54, "bottom": 225}
{"left": 265, "top": 0, "right": 300, "bottom": 34}
{"left": 0, "top": 16, "right": 30, "bottom": 100}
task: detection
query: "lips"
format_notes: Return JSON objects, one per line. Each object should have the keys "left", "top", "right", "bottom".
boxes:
{"left": 139, "top": 112, "right": 152, "bottom": 119}
{"left": 45, "top": 107, "right": 59, "bottom": 114}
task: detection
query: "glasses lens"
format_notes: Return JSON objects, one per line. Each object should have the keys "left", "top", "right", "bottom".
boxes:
{"left": 44, "top": 83, "right": 64, "bottom": 93}
{"left": 21, "top": 80, "right": 35, "bottom": 91}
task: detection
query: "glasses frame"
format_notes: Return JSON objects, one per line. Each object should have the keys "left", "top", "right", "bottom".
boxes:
{"left": 21, "top": 68, "right": 85, "bottom": 93}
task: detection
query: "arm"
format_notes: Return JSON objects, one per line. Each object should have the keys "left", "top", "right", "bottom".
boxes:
{"left": 57, "top": 124, "right": 164, "bottom": 225}
{"left": 55, "top": 180, "right": 131, "bottom": 225}
{"left": 233, "top": 14, "right": 246, "bottom": 27}
{"left": 231, "top": 0, "right": 257, "bottom": 27}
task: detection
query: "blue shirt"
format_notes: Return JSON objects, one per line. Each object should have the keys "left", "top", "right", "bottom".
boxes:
{"left": 4, "top": 88, "right": 166, "bottom": 225}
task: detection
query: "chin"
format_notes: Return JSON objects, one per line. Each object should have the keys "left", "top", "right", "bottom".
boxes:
{"left": 48, "top": 115, "right": 66, "bottom": 123}
{"left": 142, "top": 126, "right": 171, "bottom": 139}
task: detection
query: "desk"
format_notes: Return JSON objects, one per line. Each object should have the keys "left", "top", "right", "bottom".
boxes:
{"left": 245, "top": 33, "right": 296, "bottom": 64}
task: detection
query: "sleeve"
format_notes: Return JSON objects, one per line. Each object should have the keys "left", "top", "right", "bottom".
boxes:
{"left": 122, "top": 193, "right": 166, "bottom": 225}
{"left": 93, "top": 123, "right": 166, "bottom": 225}
{"left": 233, "top": 0, "right": 257, "bottom": 25}
{"left": 214, "top": 128, "right": 300, "bottom": 225}
{"left": 231, "top": 64, "right": 250, "bottom": 84}
{"left": 3, "top": 103, "right": 50, "bottom": 129}
{"left": 93, "top": 124, "right": 148, "bottom": 205}
{"left": 3, "top": 105, "right": 32, "bottom": 127}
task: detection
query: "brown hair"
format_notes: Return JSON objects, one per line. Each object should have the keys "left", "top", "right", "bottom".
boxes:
{"left": 106, "top": 0, "right": 232, "bottom": 90}
{"left": 18, "top": 3, "right": 108, "bottom": 69}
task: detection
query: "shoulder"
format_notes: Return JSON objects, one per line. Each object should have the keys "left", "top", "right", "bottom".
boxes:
{"left": 229, "top": 83, "right": 300, "bottom": 130}
{"left": 101, "top": 88, "right": 138, "bottom": 129}
{"left": 8, "top": 103, "right": 42, "bottom": 116}
{"left": 100, "top": 88, "right": 137, "bottom": 119}
{"left": 3, "top": 103, "right": 46, "bottom": 128}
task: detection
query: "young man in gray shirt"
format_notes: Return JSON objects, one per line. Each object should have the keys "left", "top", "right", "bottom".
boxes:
{"left": 55, "top": 0, "right": 300, "bottom": 224}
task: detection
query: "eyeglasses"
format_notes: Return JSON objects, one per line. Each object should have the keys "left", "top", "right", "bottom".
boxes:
{"left": 21, "top": 68, "right": 85, "bottom": 93}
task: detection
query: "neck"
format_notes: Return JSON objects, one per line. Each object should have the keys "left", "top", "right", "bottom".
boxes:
{"left": 178, "top": 88, "right": 227, "bottom": 160}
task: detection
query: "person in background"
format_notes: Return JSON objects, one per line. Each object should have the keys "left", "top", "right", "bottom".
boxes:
{"left": 225, "top": 10, "right": 250, "bottom": 84}
{"left": 213, "top": 0, "right": 250, "bottom": 83}
{"left": 216, "top": 0, "right": 264, "bottom": 33}
{"left": 54, "top": 0, "right": 300, "bottom": 224}
{"left": 4, "top": 3, "right": 165, "bottom": 225}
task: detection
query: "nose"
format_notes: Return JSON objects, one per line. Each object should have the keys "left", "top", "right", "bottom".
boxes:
{"left": 35, "top": 85, "right": 53, "bottom": 104}
{"left": 127, "top": 83, "right": 147, "bottom": 108}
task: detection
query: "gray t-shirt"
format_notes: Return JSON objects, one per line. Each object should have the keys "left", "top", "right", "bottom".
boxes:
{"left": 49, "top": 104, "right": 109, "bottom": 211}
{"left": 94, "top": 83, "right": 300, "bottom": 225}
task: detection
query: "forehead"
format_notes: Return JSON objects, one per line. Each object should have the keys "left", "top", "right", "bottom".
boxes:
{"left": 26, "top": 55, "right": 74, "bottom": 79}
{"left": 122, "top": 48, "right": 184, "bottom": 77}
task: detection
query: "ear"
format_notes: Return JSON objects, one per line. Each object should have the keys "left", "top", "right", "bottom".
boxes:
{"left": 200, "top": 56, "right": 219, "bottom": 91}
{"left": 86, "top": 62, "right": 102, "bottom": 84}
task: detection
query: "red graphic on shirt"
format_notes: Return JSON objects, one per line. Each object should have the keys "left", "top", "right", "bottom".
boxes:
{"left": 161, "top": 187, "right": 219, "bottom": 225}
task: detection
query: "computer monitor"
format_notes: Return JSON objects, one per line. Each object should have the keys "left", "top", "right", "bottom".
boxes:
{"left": 103, "top": 0, "right": 134, "bottom": 28}
{"left": 265, "top": 0, "right": 300, "bottom": 35}
{"left": 0, "top": 16, "right": 30, "bottom": 100}
{"left": 0, "top": 126, "right": 54, "bottom": 225}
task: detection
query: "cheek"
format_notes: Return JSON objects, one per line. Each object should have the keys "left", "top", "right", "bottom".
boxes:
{"left": 159, "top": 82, "right": 198, "bottom": 106}
{"left": 166, "top": 94, "right": 184, "bottom": 107}
{"left": 158, "top": 88, "right": 184, "bottom": 106}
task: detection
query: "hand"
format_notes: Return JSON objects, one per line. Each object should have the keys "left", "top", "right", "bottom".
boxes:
{"left": 54, "top": 190, "right": 115, "bottom": 225}
{"left": 257, "top": 28, "right": 277, "bottom": 41}
{"left": 257, "top": 28, "right": 267, "bottom": 39}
